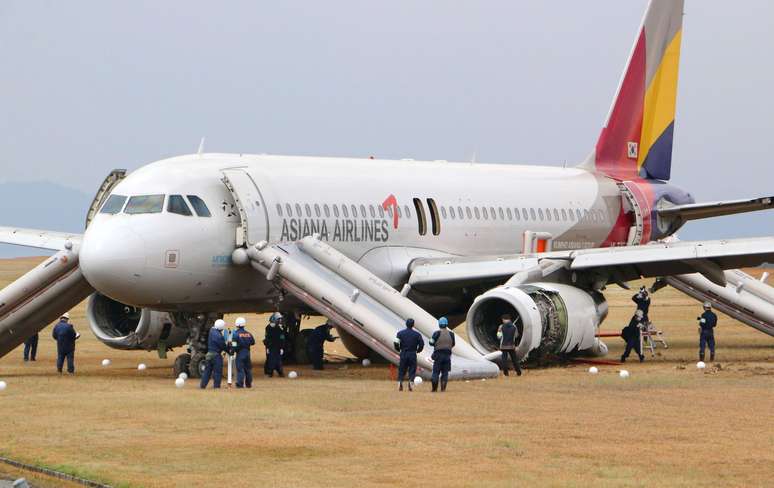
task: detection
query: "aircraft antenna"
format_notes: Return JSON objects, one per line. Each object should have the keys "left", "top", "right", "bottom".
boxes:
{"left": 197, "top": 137, "right": 206, "bottom": 157}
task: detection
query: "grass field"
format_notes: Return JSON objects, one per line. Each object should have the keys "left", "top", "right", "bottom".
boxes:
{"left": 1, "top": 257, "right": 773, "bottom": 487}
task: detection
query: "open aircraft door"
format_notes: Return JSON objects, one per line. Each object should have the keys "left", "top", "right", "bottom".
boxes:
{"left": 220, "top": 169, "right": 270, "bottom": 247}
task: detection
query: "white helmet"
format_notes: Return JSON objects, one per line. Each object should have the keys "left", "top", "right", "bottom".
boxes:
{"left": 214, "top": 319, "right": 226, "bottom": 330}
{"left": 703, "top": 302, "right": 712, "bottom": 309}
{"left": 61, "top": 312, "right": 71, "bottom": 320}
{"left": 635, "top": 309, "right": 644, "bottom": 319}
{"left": 235, "top": 317, "right": 246, "bottom": 328}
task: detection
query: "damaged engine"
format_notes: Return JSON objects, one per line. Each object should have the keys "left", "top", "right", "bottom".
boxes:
{"left": 87, "top": 293, "right": 189, "bottom": 352}
{"left": 466, "top": 283, "right": 609, "bottom": 361}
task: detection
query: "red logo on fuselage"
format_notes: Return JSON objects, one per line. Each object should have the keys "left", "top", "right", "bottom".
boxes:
{"left": 382, "top": 194, "right": 399, "bottom": 229}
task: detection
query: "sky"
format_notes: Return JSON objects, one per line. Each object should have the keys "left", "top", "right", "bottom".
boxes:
{"left": 1, "top": 0, "right": 773, "bottom": 257}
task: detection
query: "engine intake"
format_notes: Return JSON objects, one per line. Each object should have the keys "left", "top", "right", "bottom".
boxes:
{"left": 466, "top": 283, "right": 608, "bottom": 361}
{"left": 87, "top": 293, "right": 188, "bottom": 351}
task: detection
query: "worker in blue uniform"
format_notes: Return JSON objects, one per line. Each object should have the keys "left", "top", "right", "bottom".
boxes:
{"left": 497, "top": 314, "right": 521, "bottom": 376}
{"left": 200, "top": 319, "right": 227, "bottom": 389}
{"left": 620, "top": 310, "right": 645, "bottom": 363}
{"left": 393, "top": 318, "right": 424, "bottom": 391}
{"left": 697, "top": 302, "right": 718, "bottom": 361}
{"left": 231, "top": 317, "right": 255, "bottom": 388}
{"left": 429, "top": 317, "right": 455, "bottom": 392}
{"left": 23, "top": 332, "right": 39, "bottom": 362}
{"left": 632, "top": 286, "right": 651, "bottom": 323}
{"left": 306, "top": 321, "right": 338, "bottom": 370}
{"left": 264, "top": 313, "right": 285, "bottom": 377}
{"left": 51, "top": 312, "right": 78, "bottom": 374}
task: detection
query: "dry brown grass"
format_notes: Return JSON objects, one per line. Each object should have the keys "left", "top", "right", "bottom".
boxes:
{"left": 1, "top": 257, "right": 773, "bottom": 487}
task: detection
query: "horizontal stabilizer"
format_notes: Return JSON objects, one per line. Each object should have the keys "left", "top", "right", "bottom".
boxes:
{"left": 0, "top": 226, "right": 82, "bottom": 251}
{"left": 657, "top": 196, "right": 774, "bottom": 221}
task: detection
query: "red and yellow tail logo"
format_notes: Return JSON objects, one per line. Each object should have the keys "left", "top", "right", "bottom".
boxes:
{"left": 593, "top": 0, "right": 683, "bottom": 181}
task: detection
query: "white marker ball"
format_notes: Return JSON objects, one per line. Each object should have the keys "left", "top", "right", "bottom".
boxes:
{"left": 0, "top": 381, "right": 6, "bottom": 391}
{"left": 696, "top": 361, "right": 706, "bottom": 369}
{"left": 101, "top": 359, "right": 111, "bottom": 367}
{"left": 619, "top": 370, "right": 630, "bottom": 378}
{"left": 588, "top": 366, "right": 599, "bottom": 375}
{"left": 361, "top": 359, "right": 371, "bottom": 367}
{"left": 137, "top": 363, "right": 147, "bottom": 371}
{"left": 178, "top": 372, "right": 188, "bottom": 380}
{"left": 413, "top": 376, "right": 423, "bottom": 385}
{"left": 482, "top": 378, "right": 487, "bottom": 382}
{"left": 174, "top": 378, "right": 185, "bottom": 388}
{"left": 288, "top": 371, "right": 298, "bottom": 379}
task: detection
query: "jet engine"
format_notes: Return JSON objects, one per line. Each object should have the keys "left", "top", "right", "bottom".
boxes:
{"left": 466, "top": 283, "right": 609, "bottom": 361}
{"left": 87, "top": 293, "right": 189, "bottom": 351}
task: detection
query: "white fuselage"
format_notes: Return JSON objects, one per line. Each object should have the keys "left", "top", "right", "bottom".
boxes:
{"left": 79, "top": 153, "right": 625, "bottom": 312}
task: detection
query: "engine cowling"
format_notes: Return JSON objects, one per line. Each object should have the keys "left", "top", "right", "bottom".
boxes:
{"left": 466, "top": 283, "right": 609, "bottom": 361}
{"left": 87, "top": 293, "right": 189, "bottom": 351}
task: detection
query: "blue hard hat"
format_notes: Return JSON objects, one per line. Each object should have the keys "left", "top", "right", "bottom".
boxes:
{"left": 438, "top": 317, "right": 449, "bottom": 327}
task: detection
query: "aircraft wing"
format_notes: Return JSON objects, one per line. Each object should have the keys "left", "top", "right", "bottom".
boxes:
{"left": 408, "top": 236, "right": 774, "bottom": 289}
{"left": 0, "top": 226, "right": 82, "bottom": 251}
{"left": 657, "top": 195, "right": 774, "bottom": 221}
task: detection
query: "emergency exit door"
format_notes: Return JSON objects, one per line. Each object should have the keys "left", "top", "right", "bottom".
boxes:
{"left": 221, "top": 169, "right": 270, "bottom": 246}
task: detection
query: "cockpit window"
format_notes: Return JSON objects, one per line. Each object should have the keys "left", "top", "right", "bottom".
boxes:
{"left": 168, "top": 195, "right": 192, "bottom": 216}
{"left": 125, "top": 195, "right": 165, "bottom": 214}
{"left": 100, "top": 194, "right": 127, "bottom": 214}
{"left": 186, "top": 195, "right": 211, "bottom": 217}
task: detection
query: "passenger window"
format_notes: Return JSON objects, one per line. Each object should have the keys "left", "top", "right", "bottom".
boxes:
{"left": 342, "top": 205, "right": 349, "bottom": 218}
{"left": 324, "top": 204, "right": 330, "bottom": 218}
{"left": 295, "top": 204, "right": 302, "bottom": 216}
{"left": 458, "top": 207, "right": 464, "bottom": 219}
{"left": 276, "top": 204, "right": 283, "bottom": 217}
{"left": 286, "top": 204, "right": 293, "bottom": 217}
{"left": 413, "top": 198, "right": 427, "bottom": 236}
{"left": 553, "top": 209, "right": 560, "bottom": 221}
{"left": 378, "top": 206, "right": 385, "bottom": 218}
{"left": 474, "top": 207, "right": 480, "bottom": 219}
{"left": 360, "top": 204, "right": 367, "bottom": 218}
{"left": 427, "top": 198, "right": 440, "bottom": 236}
{"left": 397, "top": 206, "right": 402, "bottom": 218}
{"left": 350, "top": 204, "right": 357, "bottom": 218}
{"left": 506, "top": 208, "right": 512, "bottom": 220}
{"left": 168, "top": 195, "right": 192, "bottom": 216}
{"left": 576, "top": 209, "right": 583, "bottom": 221}
{"left": 545, "top": 208, "right": 551, "bottom": 221}
{"left": 125, "top": 195, "right": 164, "bottom": 215}
{"left": 490, "top": 207, "right": 497, "bottom": 220}
{"left": 499, "top": 207, "right": 505, "bottom": 220}
{"left": 369, "top": 205, "right": 376, "bottom": 218}
{"left": 305, "top": 204, "right": 312, "bottom": 217}
{"left": 404, "top": 205, "right": 411, "bottom": 219}
{"left": 100, "top": 194, "right": 127, "bottom": 214}
{"left": 440, "top": 206, "right": 447, "bottom": 219}
{"left": 314, "top": 204, "right": 321, "bottom": 217}
{"left": 333, "top": 205, "right": 340, "bottom": 218}
{"left": 561, "top": 208, "right": 567, "bottom": 221}
{"left": 450, "top": 206, "right": 456, "bottom": 219}
{"left": 538, "top": 208, "right": 544, "bottom": 220}
{"left": 482, "top": 207, "right": 488, "bottom": 220}
{"left": 522, "top": 208, "right": 528, "bottom": 220}
{"left": 530, "top": 208, "right": 536, "bottom": 220}
{"left": 186, "top": 196, "right": 211, "bottom": 217}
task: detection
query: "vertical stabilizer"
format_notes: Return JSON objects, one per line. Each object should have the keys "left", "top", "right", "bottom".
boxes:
{"left": 588, "top": 0, "right": 684, "bottom": 181}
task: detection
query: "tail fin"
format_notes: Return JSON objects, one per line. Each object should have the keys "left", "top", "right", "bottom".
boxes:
{"left": 587, "top": 0, "right": 684, "bottom": 181}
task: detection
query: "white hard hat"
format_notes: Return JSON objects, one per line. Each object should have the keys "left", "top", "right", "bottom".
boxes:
{"left": 235, "top": 317, "right": 246, "bottom": 327}
{"left": 635, "top": 309, "right": 644, "bottom": 318}
{"left": 703, "top": 302, "right": 712, "bottom": 309}
{"left": 214, "top": 319, "right": 226, "bottom": 330}
{"left": 61, "top": 312, "right": 71, "bottom": 320}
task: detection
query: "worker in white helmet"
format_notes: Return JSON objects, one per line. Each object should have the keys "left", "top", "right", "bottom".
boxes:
{"left": 200, "top": 319, "right": 227, "bottom": 389}
{"left": 232, "top": 317, "right": 256, "bottom": 388}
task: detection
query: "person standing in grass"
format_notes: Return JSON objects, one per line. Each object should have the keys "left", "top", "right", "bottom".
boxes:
{"left": 52, "top": 312, "right": 78, "bottom": 374}
{"left": 497, "top": 314, "right": 522, "bottom": 376}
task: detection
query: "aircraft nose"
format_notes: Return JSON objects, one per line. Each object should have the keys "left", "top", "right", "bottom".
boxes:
{"left": 79, "top": 221, "right": 148, "bottom": 304}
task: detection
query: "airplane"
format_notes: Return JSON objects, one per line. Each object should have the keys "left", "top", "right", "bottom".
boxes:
{"left": 2, "top": 0, "right": 774, "bottom": 380}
